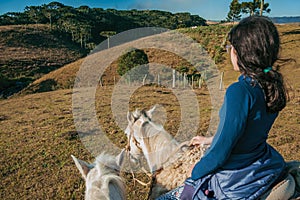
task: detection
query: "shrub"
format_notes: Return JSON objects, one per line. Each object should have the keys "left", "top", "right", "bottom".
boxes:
{"left": 117, "top": 48, "right": 149, "bottom": 81}
{"left": 213, "top": 45, "right": 223, "bottom": 64}
{"left": 0, "top": 74, "right": 11, "bottom": 91}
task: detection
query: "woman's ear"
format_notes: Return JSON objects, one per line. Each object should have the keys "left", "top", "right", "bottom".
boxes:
{"left": 231, "top": 46, "right": 240, "bottom": 71}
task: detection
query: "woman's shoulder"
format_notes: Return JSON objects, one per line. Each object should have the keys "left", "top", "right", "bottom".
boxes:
{"left": 227, "top": 75, "right": 259, "bottom": 95}
{"left": 226, "top": 80, "right": 249, "bottom": 97}
{"left": 224, "top": 82, "right": 253, "bottom": 110}
{"left": 226, "top": 75, "right": 265, "bottom": 107}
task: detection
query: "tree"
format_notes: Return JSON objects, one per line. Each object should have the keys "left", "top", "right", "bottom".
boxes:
{"left": 117, "top": 48, "right": 149, "bottom": 82}
{"left": 41, "top": 2, "right": 62, "bottom": 30}
{"left": 227, "top": 0, "right": 242, "bottom": 22}
{"left": 100, "top": 31, "right": 116, "bottom": 48}
{"left": 241, "top": 1, "right": 254, "bottom": 16}
{"left": 260, "top": 0, "right": 271, "bottom": 16}
{"left": 0, "top": 12, "right": 29, "bottom": 25}
{"left": 24, "top": 6, "right": 44, "bottom": 25}
{"left": 47, "top": 1, "right": 65, "bottom": 9}
{"left": 78, "top": 5, "right": 91, "bottom": 14}
{"left": 241, "top": 0, "right": 270, "bottom": 16}
{"left": 78, "top": 23, "right": 92, "bottom": 48}
{"left": 260, "top": 0, "right": 264, "bottom": 16}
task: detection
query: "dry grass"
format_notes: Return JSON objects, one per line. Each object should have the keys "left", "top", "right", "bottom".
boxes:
{"left": 0, "top": 23, "right": 299, "bottom": 199}
{"left": 19, "top": 58, "right": 85, "bottom": 95}
{"left": 0, "top": 90, "right": 88, "bottom": 199}
{"left": 0, "top": 24, "right": 86, "bottom": 97}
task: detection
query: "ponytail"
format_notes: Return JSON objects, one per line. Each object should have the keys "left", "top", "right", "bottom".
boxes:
{"left": 257, "top": 67, "right": 287, "bottom": 113}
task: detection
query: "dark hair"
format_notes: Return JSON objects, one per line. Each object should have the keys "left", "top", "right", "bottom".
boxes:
{"left": 228, "top": 16, "right": 288, "bottom": 113}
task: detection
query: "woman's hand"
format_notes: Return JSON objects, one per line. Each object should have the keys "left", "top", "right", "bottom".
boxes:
{"left": 190, "top": 135, "right": 213, "bottom": 146}
{"left": 188, "top": 136, "right": 213, "bottom": 176}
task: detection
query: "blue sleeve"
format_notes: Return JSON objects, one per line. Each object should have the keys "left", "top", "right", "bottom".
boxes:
{"left": 191, "top": 82, "right": 251, "bottom": 180}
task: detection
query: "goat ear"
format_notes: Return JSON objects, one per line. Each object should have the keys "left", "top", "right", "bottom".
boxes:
{"left": 147, "top": 105, "right": 157, "bottom": 118}
{"left": 71, "top": 155, "right": 93, "bottom": 180}
{"left": 127, "top": 111, "right": 135, "bottom": 123}
{"left": 115, "top": 148, "right": 126, "bottom": 169}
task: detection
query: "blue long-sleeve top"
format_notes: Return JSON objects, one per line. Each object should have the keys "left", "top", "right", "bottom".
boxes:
{"left": 191, "top": 75, "right": 279, "bottom": 180}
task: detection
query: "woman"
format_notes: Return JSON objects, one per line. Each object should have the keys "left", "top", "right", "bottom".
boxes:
{"left": 157, "top": 16, "right": 288, "bottom": 199}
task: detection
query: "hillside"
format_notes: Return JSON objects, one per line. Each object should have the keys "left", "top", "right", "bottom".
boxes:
{"left": 0, "top": 24, "right": 87, "bottom": 98}
{"left": 20, "top": 25, "right": 231, "bottom": 95}
{"left": 0, "top": 2, "right": 207, "bottom": 51}
{"left": 25, "top": 23, "right": 300, "bottom": 94}
{"left": 19, "top": 59, "right": 84, "bottom": 95}
{"left": 0, "top": 3, "right": 210, "bottom": 98}
{"left": 271, "top": 16, "right": 300, "bottom": 24}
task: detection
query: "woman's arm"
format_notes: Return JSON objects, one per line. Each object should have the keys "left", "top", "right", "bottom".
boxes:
{"left": 191, "top": 82, "right": 251, "bottom": 180}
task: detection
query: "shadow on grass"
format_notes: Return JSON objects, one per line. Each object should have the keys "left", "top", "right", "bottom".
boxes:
{"left": 282, "top": 29, "right": 300, "bottom": 35}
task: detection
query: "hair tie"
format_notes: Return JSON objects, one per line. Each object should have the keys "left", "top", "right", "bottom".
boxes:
{"left": 263, "top": 67, "right": 272, "bottom": 73}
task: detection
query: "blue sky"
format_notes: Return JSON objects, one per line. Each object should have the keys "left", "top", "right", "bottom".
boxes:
{"left": 0, "top": 0, "right": 299, "bottom": 21}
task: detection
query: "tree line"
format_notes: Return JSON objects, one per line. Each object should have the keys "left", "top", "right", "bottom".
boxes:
{"left": 0, "top": 1, "right": 207, "bottom": 49}
{"left": 227, "top": 0, "right": 271, "bottom": 22}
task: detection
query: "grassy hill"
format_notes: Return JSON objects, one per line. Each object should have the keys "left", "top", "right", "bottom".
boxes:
{"left": 22, "top": 23, "right": 299, "bottom": 94}
{"left": 19, "top": 25, "right": 232, "bottom": 95}
{"left": 18, "top": 58, "right": 84, "bottom": 95}
{"left": 0, "top": 23, "right": 299, "bottom": 199}
{"left": 0, "top": 24, "right": 87, "bottom": 98}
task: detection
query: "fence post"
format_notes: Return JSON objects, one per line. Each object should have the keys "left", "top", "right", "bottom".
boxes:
{"left": 157, "top": 74, "right": 160, "bottom": 86}
{"left": 143, "top": 74, "right": 147, "bottom": 86}
{"left": 220, "top": 71, "right": 224, "bottom": 90}
{"left": 172, "top": 69, "right": 176, "bottom": 88}
{"left": 183, "top": 73, "right": 187, "bottom": 89}
{"left": 178, "top": 72, "right": 180, "bottom": 88}
{"left": 191, "top": 75, "right": 194, "bottom": 88}
{"left": 199, "top": 76, "right": 202, "bottom": 88}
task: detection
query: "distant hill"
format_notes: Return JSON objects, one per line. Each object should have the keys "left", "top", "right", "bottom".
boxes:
{"left": 0, "top": 2, "right": 208, "bottom": 98}
{"left": 0, "top": 24, "right": 86, "bottom": 98}
{"left": 0, "top": 2, "right": 207, "bottom": 49}
{"left": 271, "top": 16, "right": 300, "bottom": 24}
